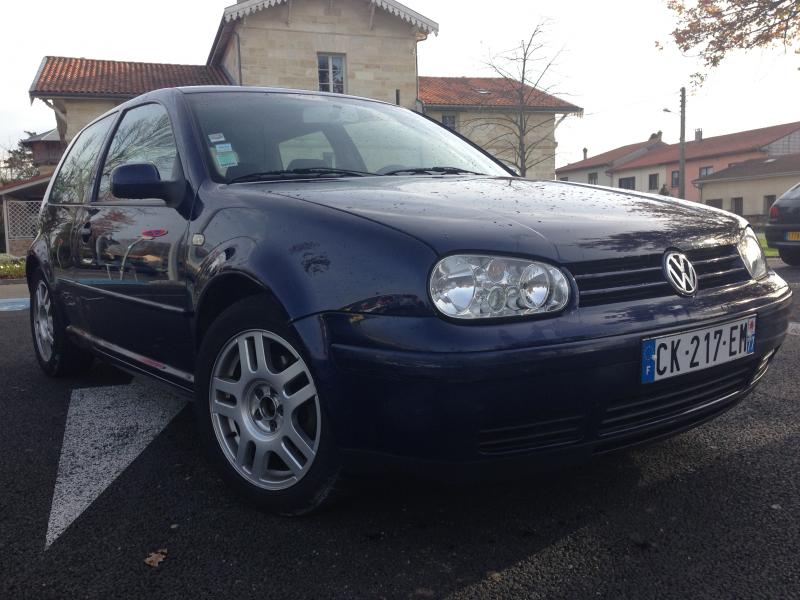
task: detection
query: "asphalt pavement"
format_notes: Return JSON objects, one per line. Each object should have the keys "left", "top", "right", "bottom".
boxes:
{"left": 0, "top": 264, "right": 798, "bottom": 599}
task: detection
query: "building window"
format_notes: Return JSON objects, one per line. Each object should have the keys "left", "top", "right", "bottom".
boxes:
{"left": 648, "top": 173, "right": 659, "bottom": 190}
{"left": 706, "top": 198, "right": 723, "bottom": 209}
{"left": 588, "top": 172, "right": 598, "bottom": 185}
{"left": 763, "top": 195, "right": 776, "bottom": 214}
{"left": 559, "top": 177, "right": 569, "bottom": 182}
{"left": 699, "top": 165, "right": 714, "bottom": 178}
{"left": 671, "top": 170, "right": 679, "bottom": 187}
{"left": 618, "top": 176, "right": 635, "bottom": 190}
{"left": 731, "top": 197, "right": 743, "bottom": 215}
{"left": 318, "top": 54, "right": 345, "bottom": 94}
{"left": 441, "top": 115, "right": 457, "bottom": 130}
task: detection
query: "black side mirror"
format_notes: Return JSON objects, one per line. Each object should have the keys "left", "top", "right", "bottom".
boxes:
{"left": 111, "top": 163, "right": 184, "bottom": 206}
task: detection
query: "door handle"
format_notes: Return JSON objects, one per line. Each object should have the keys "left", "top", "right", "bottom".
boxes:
{"left": 79, "top": 222, "right": 92, "bottom": 243}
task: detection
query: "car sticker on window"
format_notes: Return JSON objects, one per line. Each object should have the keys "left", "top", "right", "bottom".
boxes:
{"left": 214, "top": 150, "right": 239, "bottom": 168}
{"left": 214, "top": 143, "right": 233, "bottom": 153}
{"left": 208, "top": 133, "right": 226, "bottom": 143}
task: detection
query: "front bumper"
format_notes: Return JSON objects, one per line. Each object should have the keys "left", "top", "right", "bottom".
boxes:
{"left": 294, "top": 273, "right": 792, "bottom": 469}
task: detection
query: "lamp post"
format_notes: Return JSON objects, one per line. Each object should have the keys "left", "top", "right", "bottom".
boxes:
{"left": 663, "top": 87, "right": 687, "bottom": 199}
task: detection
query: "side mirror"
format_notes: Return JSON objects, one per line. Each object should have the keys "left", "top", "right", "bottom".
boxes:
{"left": 111, "top": 163, "right": 184, "bottom": 206}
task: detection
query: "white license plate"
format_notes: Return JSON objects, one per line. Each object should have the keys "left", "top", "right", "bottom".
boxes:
{"left": 641, "top": 316, "right": 756, "bottom": 383}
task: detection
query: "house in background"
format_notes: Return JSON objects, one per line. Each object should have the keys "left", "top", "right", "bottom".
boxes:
{"left": 555, "top": 132, "right": 666, "bottom": 186}
{"left": 695, "top": 153, "right": 800, "bottom": 223}
{"left": 613, "top": 122, "right": 800, "bottom": 202}
{"left": 420, "top": 77, "right": 582, "bottom": 180}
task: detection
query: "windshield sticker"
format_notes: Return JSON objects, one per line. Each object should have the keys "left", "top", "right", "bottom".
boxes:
{"left": 214, "top": 143, "right": 233, "bottom": 153}
{"left": 214, "top": 151, "right": 239, "bottom": 168}
{"left": 208, "top": 133, "right": 226, "bottom": 143}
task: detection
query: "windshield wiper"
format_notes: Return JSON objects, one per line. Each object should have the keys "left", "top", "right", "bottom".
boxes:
{"left": 228, "top": 167, "right": 377, "bottom": 183}
{"left": 383, "top": 166, "right": 485, "bottom": 176}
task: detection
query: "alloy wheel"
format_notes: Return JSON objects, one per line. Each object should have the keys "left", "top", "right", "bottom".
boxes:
{"left": 33, "top": 281, "right": 55, "bottom": 362}
{"left": 209, "top": 330, "right": 320, "bottom": 490}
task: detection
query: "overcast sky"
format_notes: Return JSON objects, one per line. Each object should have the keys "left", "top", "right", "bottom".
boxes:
{"left": 1, "top": 0, "right": 798, "bottom": 167}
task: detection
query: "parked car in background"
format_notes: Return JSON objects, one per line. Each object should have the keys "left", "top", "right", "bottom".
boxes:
{"left": 766, "top": 182, "right": 800, "bottom": 266}
{"left": 27, "top": 87, "right": 793, "bottom": 514}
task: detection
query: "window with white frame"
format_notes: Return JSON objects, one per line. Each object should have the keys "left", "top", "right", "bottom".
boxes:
{"left": 588, "top": 172, "right": 598, "bottom": 185}
{"left": 441, "top": 115, "right": 456, "bottom": 130}
{"left": 318, "top": 54, "right": 345, "bottom": 94}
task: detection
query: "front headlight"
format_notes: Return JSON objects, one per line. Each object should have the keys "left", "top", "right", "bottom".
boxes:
{"left": 737, "top": 228, "right": 768, "bottom": 280}
{"left": 429, "top": 255, "right": 570, "bottom": 319}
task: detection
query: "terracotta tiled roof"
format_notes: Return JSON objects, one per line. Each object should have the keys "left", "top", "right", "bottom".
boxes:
{"left": 30, "top": 56, "right": 231, "bottom": 99}
{"left": 557, "top": 138, "right": 667, "bottom": 173}
{"left": 0, "top": 174, "right": 52, "bottom": 194}
{"left": 620, "top": 121, "right": 800, "bottom": 170}
{"left": 419, "top": 77, "right": 582, "bottom": 112}
{"left": 695, "top": 153, "right": 800, "bottom": 184}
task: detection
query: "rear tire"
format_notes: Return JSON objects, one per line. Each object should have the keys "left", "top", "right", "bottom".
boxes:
{"left": 778, "top": 247, "right": 800, "bottom": 266}
{"left": 29, "top": 269, "right": 94, "bottom": 377}
{"left": 194, "top": 295, "right": 341, "bottom": 515}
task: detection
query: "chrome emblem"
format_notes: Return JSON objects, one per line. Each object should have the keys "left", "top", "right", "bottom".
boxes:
{"left": 664, "top": 251, "right": 698, "bottom": 297}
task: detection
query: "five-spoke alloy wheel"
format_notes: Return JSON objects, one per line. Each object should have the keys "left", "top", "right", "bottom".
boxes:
{"left": 210, "top": 330, "right": 320, "bottom": 490}
{"left": 195, "top": 295, "right": 340, "bottom": 514}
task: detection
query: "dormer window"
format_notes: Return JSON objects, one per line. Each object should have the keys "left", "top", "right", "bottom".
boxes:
{"left": 318, "top": 54, "right": 346, "bottom": 94}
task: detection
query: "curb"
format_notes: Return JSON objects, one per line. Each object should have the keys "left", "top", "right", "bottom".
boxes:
{"left": 0, "top": 279, "right": 26, "bottom": 286}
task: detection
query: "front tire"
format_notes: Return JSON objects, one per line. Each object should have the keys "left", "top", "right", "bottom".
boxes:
{"left": 778, "top": 247, "right": 800, "bottom": 266}
{"left": 194, "top": 295, "right": 341, "bottom": 515}
{"left": 29, "top": 269, "right": 94, "bottom": 377}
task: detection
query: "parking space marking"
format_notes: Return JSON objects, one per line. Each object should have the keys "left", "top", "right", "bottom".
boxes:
{"left": 0, "top": 298, "right": 29, "bottom": 311}
{"left": 789, "top": 322, "right": 800, "bottom": 336}
{"left": 46, "top": 380, "right": 186, "bottom": 549}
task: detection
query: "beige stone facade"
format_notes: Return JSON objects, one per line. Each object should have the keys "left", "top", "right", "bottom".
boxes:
{"left": 426, "top": 109, "right": 558, "bottom": 180}
{"left": 698, "top": 175, "right": 799, "bottom": 219}
{"left": 218, "top": 0, "right": 422, "bottom": 108}
{"left": 54, "top": 98, "right": 120, "bottom": 142}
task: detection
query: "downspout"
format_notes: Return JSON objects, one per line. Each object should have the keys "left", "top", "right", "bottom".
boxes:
{"left": 234, "top": 31, "right": 243, "bottom": 85}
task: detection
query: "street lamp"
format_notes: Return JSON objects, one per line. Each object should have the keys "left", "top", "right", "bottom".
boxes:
{"left": 663, "top": 88, "right": 687, "bottom": 200}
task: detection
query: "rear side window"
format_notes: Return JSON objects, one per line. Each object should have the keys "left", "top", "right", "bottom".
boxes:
{"left": 49, "top": 115, "right": 114, "bottom": 204}
{"left": 97, "top": 103, "right": 179, "bottom": 202}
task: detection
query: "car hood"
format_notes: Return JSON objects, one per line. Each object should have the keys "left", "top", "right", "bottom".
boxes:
{"left": 257, "top": 176, "right": 743, "bottom": 263}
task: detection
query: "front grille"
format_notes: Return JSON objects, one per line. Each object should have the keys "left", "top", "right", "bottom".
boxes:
{"left": 478, "top": 413, "right": 586, "bottom": 454}
{"left": 597, "top": 363, "right": 752, "bottom": 436}
{"left": 570, "top": 245, "right": 750, "bottom": 307}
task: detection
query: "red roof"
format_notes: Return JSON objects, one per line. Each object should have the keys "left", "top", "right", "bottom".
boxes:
{"left": 557, "top": 138, "right": 666, "bottom": 173}
{"left": 29, "top": 56, "right": 230, "bottom": 99}
{"left": 620, "top": 121, "right": 800, "bottom": 170}
{"left": 419, "top": 77, "right": 582, "bottom": 112}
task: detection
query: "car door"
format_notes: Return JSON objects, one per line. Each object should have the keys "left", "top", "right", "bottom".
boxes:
{"left": 42, "top": 114, "right": 116, "bottom": 330}
{"left": 73, "top": 102, "right": 194, "bottom": 380}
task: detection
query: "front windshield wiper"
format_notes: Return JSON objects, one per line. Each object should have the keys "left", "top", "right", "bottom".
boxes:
{"left": 228, "top": 167, "right": 377, "bottom": 184}
{"left": 383, "top": 166, "right": 485, "bottom": 176}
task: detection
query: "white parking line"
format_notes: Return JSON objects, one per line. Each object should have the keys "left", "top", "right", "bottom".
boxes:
{"left": 46, "top": 381, "right": 186, "bottom": 549}
{"left": 0, "top": 298, "right": 28, "bottom": 311}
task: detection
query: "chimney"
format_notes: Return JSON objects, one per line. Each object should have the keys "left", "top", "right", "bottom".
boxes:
{"left": 695, "top": 128, "right": 703, "bottom": 142}
{"left": 583, "top": 147, "right": 588, "bottom": 160}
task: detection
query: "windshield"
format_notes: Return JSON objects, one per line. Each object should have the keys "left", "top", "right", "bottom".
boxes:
{"left": 187, "top": 92, "right": 509, "bottom": 183}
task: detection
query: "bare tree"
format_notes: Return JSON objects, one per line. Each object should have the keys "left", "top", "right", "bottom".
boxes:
{"left": 460, "top": 23, "right": 579, "bottom": 178}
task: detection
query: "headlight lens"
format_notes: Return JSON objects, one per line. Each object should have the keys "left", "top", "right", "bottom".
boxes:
{"left": 737, "top": 228, "right": 768, "bottom": 280}
{"left": 429, "top": 255, "right": 570, "bottom": 319}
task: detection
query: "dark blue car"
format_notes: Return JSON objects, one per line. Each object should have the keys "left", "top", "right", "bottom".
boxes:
{"left": 27, "top": 87, "right": 792, "bottom": 513}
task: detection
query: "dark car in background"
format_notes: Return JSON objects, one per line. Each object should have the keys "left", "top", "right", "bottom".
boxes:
{"left": 766, "top": 182, "right": 800, "bottom": 265}
{"left": 27, "top": 87, "right": 792, "bottom": 514}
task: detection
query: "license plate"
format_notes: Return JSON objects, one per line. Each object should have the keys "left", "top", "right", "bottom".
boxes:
{"left": 786, "top": 231, "right": 800, "bottom": 241}
{"left": 641, "top": 316, "right": 756, "bottom": 383}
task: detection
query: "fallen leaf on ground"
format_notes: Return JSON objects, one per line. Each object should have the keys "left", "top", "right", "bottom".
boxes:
{"left": 144, "top": 548, "right": 168, "bottom": 568}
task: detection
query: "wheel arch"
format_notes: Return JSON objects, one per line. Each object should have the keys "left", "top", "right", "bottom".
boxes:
{"left": 194, "top": 270, "right": 290, "bottom": 349}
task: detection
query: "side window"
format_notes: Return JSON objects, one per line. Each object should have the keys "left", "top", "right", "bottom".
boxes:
{"left": 49, "top": 116, "right": 114, "bottom": 204}
{"left": 97, "top": 103, "right": 178, "bottom": 202}
{"left": 278, "top": 131, "right": 336, "bottom": 170}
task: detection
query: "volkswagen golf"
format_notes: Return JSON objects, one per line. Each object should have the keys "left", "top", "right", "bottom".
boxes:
{"left": 27, "top": 87, "right": 792, "bottom": 514}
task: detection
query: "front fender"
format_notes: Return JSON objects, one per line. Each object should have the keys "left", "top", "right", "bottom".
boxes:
{"left": 188, "top": 202, "right": 439, "bottom": 321}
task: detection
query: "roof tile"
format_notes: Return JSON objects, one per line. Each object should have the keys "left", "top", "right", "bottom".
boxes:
{"left": 30, "top": 56, "right": 230, "bottom": 98}
{"left": 419, "top": 77, "right": 581, "bottom": 112}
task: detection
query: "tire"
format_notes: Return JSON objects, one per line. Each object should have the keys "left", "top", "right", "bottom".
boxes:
{"left": 194, "top": 295, "right": 342, "bottom": 515}
{"left": 29, "top": 269, "right": 94, "bottom": 377}
{"left": 778, "top": 247, "right": 800, "bottom": 267}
